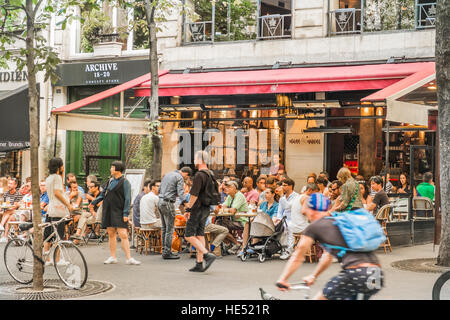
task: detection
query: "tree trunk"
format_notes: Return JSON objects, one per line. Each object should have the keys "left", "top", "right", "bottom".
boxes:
{"left": 25, "top": 0, "right": 45, "bottom": 290}
{"left": 145, "top": 0, "right": 163, "bottom": 180}
{"left": 436, "top": 0, "right": 450, "bottom": 267}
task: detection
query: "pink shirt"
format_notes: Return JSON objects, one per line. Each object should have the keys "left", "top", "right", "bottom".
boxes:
{"left": 244, "top": 189, "right": 260, "bottom": 204}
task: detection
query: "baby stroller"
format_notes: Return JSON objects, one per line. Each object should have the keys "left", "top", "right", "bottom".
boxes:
{"left": 240, "top": 213, "right": 287, "bottom": 263}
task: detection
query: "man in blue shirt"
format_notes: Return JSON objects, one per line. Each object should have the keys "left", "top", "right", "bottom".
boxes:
{"left": 39, "top": 180, "right": 49, "bottom": 219}
{"left": 158, "top": 166, "right": 193, "bottom": 259}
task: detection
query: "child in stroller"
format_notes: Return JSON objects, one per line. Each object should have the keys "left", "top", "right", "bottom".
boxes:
{"left": 240, "top": 213, "right": 288, "bottom": 263}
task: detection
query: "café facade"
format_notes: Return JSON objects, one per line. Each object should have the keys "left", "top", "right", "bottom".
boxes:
{"left": 52, "top": 59, "right": 438, "bottom": 247}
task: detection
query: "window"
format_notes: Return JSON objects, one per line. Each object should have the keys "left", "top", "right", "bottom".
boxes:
{"left": 183, "top": 0, "right": 292, "bottom": 44}
{"left": 328, "top": 0, "right": 436, "bottom": 36}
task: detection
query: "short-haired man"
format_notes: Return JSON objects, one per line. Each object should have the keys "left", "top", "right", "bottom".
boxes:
{"left": 184, "top": 150, "right": 217, "bottom": 272}
{"left": 132, "top": 179, "right": 152, "bottom": 228}
{"left": 328, "top": 180, "right": 343, "bottom": 207}
{"left": 277, "top": 192, "right": 383, "bottom": 300}
{"left": 415, "top": 172, "right": 435, "bottom": 202}
{"left": 158, "top": 166, "right": 192, "bottom": 260}
{"left": 71, "top": 180, "right": 102, "bottom": 243}
{"left": 319, "top": 172, "right": 332, "bottom": 188}
{"left": 242, "top": 177, "right": 259, "bottom": 205}
{"left": 140, "top": 180, "right": 162, "bottom": 229}
{"left": 366, "top": 176, "right": 390, "bottom": 214}
{"left": 219, "top": 176, "right": 230, "bottom": 203}
{"left": 65, "top": 173, "right": 86, "bottom": 200}
{"left": 274, "top": 178, "right": 301, "bottom": 260}
{"left": 0, "top": 178, "right": 23, "bottom": 242}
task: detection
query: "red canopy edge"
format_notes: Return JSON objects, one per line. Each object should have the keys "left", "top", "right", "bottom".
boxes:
{"left": 134, "top": 62, "right": 431, "bottom": 97}
{"left": 51, "top": 70, "right": 169, "bottom": 113}
{"left": 360, "top": 62, "right": 435, "bottom": 101}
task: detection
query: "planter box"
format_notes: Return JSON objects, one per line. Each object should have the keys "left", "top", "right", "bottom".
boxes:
{"left": 93, "top": 42, "right": 123, "bottom": 57}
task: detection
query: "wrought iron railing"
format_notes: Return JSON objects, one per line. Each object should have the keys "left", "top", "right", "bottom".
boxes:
{"left": 328, "top": 8, "right": 362, "bottom": 35}
{"left": 257, "top": 14, "right": 292, "bottom": 39}
{"left": 416, "top": 2, "right": 437, "bottom": 28}
{"left": 184, "top": 21, "right": 213, "bottom": 43}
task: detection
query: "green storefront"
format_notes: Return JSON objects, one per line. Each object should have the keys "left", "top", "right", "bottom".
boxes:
{"left": 56, "top": 59, "right": 150, "bottom": 184}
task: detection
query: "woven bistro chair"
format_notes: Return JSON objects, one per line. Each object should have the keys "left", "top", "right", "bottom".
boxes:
{"left": 375, "top": 204, "right": 392, "bottom": 253}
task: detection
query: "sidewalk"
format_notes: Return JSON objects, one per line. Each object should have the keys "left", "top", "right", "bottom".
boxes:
{"left": 0, "top": 242, "right": 442, "bottom": 300}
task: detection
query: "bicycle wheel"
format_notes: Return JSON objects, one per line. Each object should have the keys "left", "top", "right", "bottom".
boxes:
{"left": 432, "top": 271, "right": 450, "bottom": 300}
{"left": 53, "top": 241, "right": 88, "bottom": 289}
{"left": 4, "top": 239, "right": 34, "bottom": 284}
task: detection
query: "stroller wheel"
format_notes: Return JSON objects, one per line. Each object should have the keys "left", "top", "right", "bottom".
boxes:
{"left": 258, "top": 254, "right": 266, "bottom": 263}
{"left": 240, "top": 252, "right": 248, "bottom": 262}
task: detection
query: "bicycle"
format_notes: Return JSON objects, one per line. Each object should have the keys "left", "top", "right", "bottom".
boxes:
{"left": 432, "top": 270, "right": 450, "bottom": 300}
{"left": 260, "top": 282, "right": 311, "bottom": 300}
{"left": 3, "top": 216, "right": 88, "bottom": 289}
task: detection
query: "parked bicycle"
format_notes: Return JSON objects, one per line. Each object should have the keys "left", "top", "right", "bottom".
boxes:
{"left": 3, "top": 216, "right": 88, "bottom": 289}
{"left": 432, "top": 270, "right": 450, "bottom": 300}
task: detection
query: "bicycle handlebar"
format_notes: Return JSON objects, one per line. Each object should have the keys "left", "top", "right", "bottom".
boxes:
{"left": 38, "top": 216, "right": 73, "bottom": 228}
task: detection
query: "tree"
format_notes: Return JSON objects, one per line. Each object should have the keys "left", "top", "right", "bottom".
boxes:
{"left": 436, "top": 0, "right": 450, "bottom": 267}
{"left": 118, "top": 0, "right": 178, "bottom": 180}
{"left": 0, "top": 0, "right": 97, "bottom": 291}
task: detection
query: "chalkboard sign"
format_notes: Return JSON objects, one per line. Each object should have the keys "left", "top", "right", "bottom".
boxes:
{"left": 124, "top": 169, "right": 146, "bottom": 204}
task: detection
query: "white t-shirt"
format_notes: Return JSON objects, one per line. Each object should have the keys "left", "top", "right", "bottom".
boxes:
{"left": 290, "top": 194, "right": 309, "bottom": 234}
{"left": 46, "top": 174, "right": 69, "bottom": 218}
{"left": 140, "top": 192, "right": 160, "bottom": 225}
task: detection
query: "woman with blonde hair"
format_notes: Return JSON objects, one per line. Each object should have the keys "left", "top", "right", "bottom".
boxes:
{"left": 333, "top": 167, "right": 363, "bottom": 212}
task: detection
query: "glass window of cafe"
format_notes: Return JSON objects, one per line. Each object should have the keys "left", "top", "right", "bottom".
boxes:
{"left": 171, "top": 105, "right": 285, "bottom": 181}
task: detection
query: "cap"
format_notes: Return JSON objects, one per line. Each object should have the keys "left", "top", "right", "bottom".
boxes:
{"left": 306, "top": 192, "right": 330, "bottom": 212}
{"left": 225, "top": 180, "right": 239, "bottom": 189}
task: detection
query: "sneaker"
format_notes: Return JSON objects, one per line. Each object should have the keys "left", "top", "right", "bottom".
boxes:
{"left": 203, "top": 253, "right": 216, "bottom": 271}
{"left": 189, "top": 262, "right": 205, "bottom": 272}
{"left": 126, "top": 257, "right": 141, "bottom": 265}
{"left": 237, "top": 251, "right": 244, "bottom": 258}
{"left": 227, "top": 244, "right": 240, "bottom": 255}
{"left": 70, "top": 234, "right": 83, "bottom": 241}
{"left": 56, "top": 259, "right": 70, "bottom": 267}
{"left": 279, "top": 251, "right": 291, "bottom": 260}
{"left": 0, "top": 237, "right": 8, "bottom": 243}
{"left": 162, "top": 253, "right": 180, "bottom": 260}
{"left": 104, "top": 256, "right": 118, "bottom": 264}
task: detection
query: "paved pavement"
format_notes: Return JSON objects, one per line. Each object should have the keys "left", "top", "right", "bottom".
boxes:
{"left": 0, "top": 241, "right": 443, "bottom": 300}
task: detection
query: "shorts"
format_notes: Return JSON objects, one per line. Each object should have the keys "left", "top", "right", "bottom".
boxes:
{"left": 323, "top": 267, "right": 384, "bottom": 300}
{"left": 215, "top": 217, "right": 244, "bottom": 232}
{"left": 43, "top": 216, "right": 66, "bottom": 242}
{"left": 185, "top": 206, "right": 211, "bottom": 237}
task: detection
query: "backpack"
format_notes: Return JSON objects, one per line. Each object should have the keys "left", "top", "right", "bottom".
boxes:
{"left": 198, "top": 169, "right": 221, "bottom": 207}
{"left": 322, "top": 209, "right": 386, "bottom": 258}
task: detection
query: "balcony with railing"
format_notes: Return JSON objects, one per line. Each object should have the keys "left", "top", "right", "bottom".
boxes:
{"left": 416, "top": 2, "right": 436, "bottom": 29}
{"left": 184, "top": 21, "right": 214, "bottom": 44}
{"left": 328, "top": 8, "right": 362, "bottom": 35}
{"left": 257, "top": 14, "right": 292, "bottom": 40}
{"left": 328, "top": 0, "right": 436, "bottom": 36}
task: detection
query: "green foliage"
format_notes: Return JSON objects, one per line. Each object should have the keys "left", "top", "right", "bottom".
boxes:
{"left": 191, "top": 0, "right": 257, "bottom": 41}
{"left": 0, "top": 0, "right": 100, "bottom": 84}
{"left": 364, "top": 0, "right": 415, "bottom": 32}
{"left": 129, "top": 135, "right": 153, "bottom": 169}
{"left": 80, "top": 9, "right": 114, "bottom": 53}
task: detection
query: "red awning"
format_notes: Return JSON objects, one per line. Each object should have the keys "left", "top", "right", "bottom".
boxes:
{"left": 134, "top": 62, "right": 432, "bottom": 97}
{"left": 361, "top": 62, "right": 435, "bottom": 101}
{"left": 52, "top": 71, "right": 169, "bottom": 113}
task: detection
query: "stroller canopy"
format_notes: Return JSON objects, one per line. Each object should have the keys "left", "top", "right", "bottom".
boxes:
{"left": 250, "top": 212, "right": 276, "bottom": 237}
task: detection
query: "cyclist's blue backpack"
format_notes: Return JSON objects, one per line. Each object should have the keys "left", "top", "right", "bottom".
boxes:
{"left": 322, "top": 209, "right": 386, "bottom": 258}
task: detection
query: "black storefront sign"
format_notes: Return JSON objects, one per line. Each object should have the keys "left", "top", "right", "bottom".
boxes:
{"left": 55, "top": 59, "right": 150, "bottom": 86}
{"left": 0, "top": 85, "right": 37, "bottom": 152}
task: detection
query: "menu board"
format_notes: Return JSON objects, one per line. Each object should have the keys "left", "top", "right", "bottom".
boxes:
{"left": 124, "top": 169, "right": 146, "bottom": 204}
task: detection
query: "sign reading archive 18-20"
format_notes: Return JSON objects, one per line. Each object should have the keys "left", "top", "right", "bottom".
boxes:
{"left": 55, "top": 60, "right": 150, "bottom": 86}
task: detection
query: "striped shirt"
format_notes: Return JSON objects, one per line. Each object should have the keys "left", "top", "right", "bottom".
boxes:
{"left": 3, "top": 190, "right": 23, "bottom": 204}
